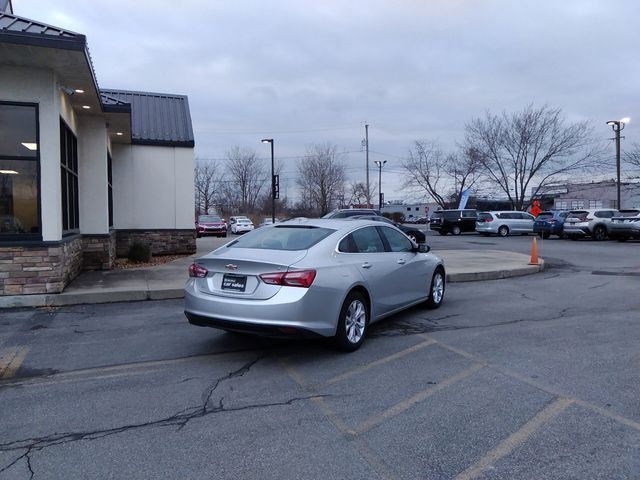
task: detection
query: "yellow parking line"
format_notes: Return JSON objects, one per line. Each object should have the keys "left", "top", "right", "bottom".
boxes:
{"left": 455, "top": 397, "right": 574, "bottom": 480}
{"left": 354, "top": 363, "right": 484, "bottom": 435}
{"left": 323, "top": 338, "right": 435, "bottom": 387}
{"left": 0, "top": 347, "right": 30, "bottom": 379}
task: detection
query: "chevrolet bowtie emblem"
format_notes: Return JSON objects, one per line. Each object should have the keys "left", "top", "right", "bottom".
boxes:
{"left": 225, "top": 264, "right": 238, "bottom": 270}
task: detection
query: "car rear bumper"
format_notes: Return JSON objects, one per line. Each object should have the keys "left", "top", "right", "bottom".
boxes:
{"left": 609, "top": 224, "right": 640, "bottom": 237}
{"left": 533, "top": 225, "right": 563, "bottom": 235}
{"left": 563, "top": 225, "right": 589, "bottom": 236}
{"left": 184, "top": 279, "right": 339, "bottom": 337}
{"left": 475, "top": 224, "right": 496, "bottom": 234}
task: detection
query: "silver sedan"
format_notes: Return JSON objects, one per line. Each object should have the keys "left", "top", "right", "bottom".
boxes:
{"left": 184, "top": 219, "right": 445, "bottom": 351}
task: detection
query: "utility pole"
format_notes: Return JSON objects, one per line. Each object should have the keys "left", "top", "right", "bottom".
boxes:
{"left": 374, "top": 160, "right": 386, "bottom": 210}
{"left": 606, "top": 117, "right": 629, "bottom": 209}
{"left": 365, "top": 124, "right": 370, "bottom": 208}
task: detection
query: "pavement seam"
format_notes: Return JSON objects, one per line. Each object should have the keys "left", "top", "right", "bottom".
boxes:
{"left": 455, "top": 397, "right": 574, "bottom": 480}
{"left": 420, "top": 334, "right": 640, "bottom": 432}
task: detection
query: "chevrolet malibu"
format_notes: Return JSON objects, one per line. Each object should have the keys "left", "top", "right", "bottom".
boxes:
{"left": 184, "top": 219, "right": 445, "bottom": 351}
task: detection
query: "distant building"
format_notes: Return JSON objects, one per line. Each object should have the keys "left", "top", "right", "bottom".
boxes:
{"left": 534, "top": 180, "right": 640, "bottom": 210}
{"left": 381, "top": 202, "right": 437, "bottom": 220}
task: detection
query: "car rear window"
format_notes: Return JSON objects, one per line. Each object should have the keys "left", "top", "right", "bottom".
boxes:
{"left": 568, "top": 211, "right": 588, "bottom": 221}
{"left": 443, "top": 211, "right": 461, "bottom": 220}
{"left": 431, "top": 212, "right": 443, "bottom": 219}
{"left": 536, "top": 212, "right": 554, "bottom": 219}
{"left": 477, "top": 212, "right": 492, "bottom": 221}
{"left": 229, "top": 226, "right": 335, "bottom": 250}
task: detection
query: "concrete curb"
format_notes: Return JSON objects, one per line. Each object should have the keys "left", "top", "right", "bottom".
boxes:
{"left": 447, "top": 259, "right": 544, "bottom": 283}
{"left": 0, "top": 260, "right": 544, "bottom": 309}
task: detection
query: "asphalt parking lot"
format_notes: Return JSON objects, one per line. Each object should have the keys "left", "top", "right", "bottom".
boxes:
{"left": 1, "top": 232, "right": 639, "bottom": 479}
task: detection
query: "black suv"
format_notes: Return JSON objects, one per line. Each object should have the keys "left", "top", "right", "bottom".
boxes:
{"left": 429, "top": 209, "right": 477, "bottom": 235}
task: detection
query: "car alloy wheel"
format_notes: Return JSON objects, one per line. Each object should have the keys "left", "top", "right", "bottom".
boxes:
{"left": 592, "top": 225, "right": 606, "bottom": 241}
{"left": 334, "top": 291, "right": 368, "bottom": 352}
{"left": 498, "top": 226, "right": 509, "bottom": 237}
{"left": 451, "top": 226, "right": 461, "bottom": 235}
{"left": 426, "top": 268, "right": 445, "bottom": 309}
{"left": 408, "top": 234, "right": 417, "bottom": 243}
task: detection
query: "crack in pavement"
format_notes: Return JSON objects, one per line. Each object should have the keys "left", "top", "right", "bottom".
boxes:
{"left": 0, "top": 353, "right": 332, "bottom": 477}
{"left": 370, "top": 308, "right": 572, "bottom": 337}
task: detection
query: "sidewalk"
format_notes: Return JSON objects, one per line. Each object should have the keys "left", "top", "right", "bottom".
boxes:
{"left": 0, "top": 249, "right": 543, "bottom": 309}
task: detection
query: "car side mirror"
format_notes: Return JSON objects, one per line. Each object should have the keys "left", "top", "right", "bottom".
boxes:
{"left": 417, "top": 242, "right": 430, "bottom": 253}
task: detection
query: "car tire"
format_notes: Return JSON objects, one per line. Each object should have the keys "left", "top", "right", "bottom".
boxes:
{"left": 451, "top": 226, "right": 461, "bottom": 235}
{"left": 222, "top": 233, "right": 227, "bottom": 238}
{"left": 542, "top": 232, "right": 551, "bottom": 239}
{"left": 498, "top": 226, "right": 509, "bottom": 237}
{"left": 407, "top": 233, "right": 417, "bottom": 243}
{"left": 425, "top": 268, "right": 445, "bottom": 309}
{"left": 592, "top": 225, "right": 607, "bottom": 241}
{"left": 334, "top": 291, "right": 368, "bottom": 352}
{"left": 196, "top": 233, "right": 201, "bottom": 239}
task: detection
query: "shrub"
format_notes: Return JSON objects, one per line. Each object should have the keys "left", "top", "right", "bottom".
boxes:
{"left": 128, "top": 241, "right": 152, "bottom": 262}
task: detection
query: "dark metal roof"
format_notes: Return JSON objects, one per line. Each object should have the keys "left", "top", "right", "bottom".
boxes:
{"left": 100, "top": 89, "right": 195, "bottom": 147}
{"left": 0, "top": 11, "right": 86, "bottom": 50}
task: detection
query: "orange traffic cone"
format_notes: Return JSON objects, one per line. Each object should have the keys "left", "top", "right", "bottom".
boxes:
{"left": 528, "top": 237, "right": 540, "bottom": 265}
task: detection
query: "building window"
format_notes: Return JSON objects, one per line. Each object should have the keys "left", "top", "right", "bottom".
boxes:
{"left": 589, "top": 200, "right": 603, "bottom": 209}
{"left": 555, "top": 200, "right": 568, "bottom": 210}
{"left": 107, "top": 153, "right": 113, "bottom": 227}
{"left": 60, "top": 119, "right": 79, "bottom": 233}
{"left": 570, "top": 200, "right": 584, "bottom": 210}
{"left": 0, "top": 102, "right": 40, "bottom": 239}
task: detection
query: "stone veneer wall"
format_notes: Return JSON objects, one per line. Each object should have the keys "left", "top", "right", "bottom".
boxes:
{"left": 0, "top": 236, "right": 83, "bottom": 296}
{"left": 116, "top": 229, "right": 196, "bottom": 257}
{"left": 82, "top": 231, "right": 117, "bottom": 270}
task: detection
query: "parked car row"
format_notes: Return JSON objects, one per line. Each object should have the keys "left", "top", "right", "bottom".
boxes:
{"left": 428, "top": 208, "right": 640, "bottom": 241}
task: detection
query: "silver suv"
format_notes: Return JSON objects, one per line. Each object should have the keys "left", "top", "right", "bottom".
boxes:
{"left": 562, "top": 209, "right": 618, "bottom": 241}
{"left": 475, "top": 211, "right": 535, "bottom": 237}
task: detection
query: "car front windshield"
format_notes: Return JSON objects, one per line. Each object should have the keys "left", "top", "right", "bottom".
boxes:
{"left": 228, "top": 226, "right": 335, "bottom": 250}
{"left": 199, "top": 216, "right": 221, "bottom": 223}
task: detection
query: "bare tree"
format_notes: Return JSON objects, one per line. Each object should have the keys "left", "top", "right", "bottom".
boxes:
{"left": 465, "top": 104, "right": 602, "bottom": 210}
{"left": 297, "top": 143, "right": 346, "bottom": 215}
{"left": 224, "top": 146, "right": 267, "bottom": 213}
{"left": 194, "top": 158, "right": 221, "bottom": 215}
{"left": 624, "top": 143, "right": 640, "bottom": 169}
{"left": 446, "top": 148, "right": 483, "bottom": 207}
{"left": 402, "top": 141, "right": 450, "bottom": 209}
{"left": 347, "top": 180, "right": 376, "bottom": 207}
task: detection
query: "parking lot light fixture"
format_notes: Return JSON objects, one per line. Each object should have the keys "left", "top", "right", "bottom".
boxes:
{"left": 374, "top": 160, "right": 386, "bottom": 210}
{"left": 606, "top": 118, "right": 629, "bottom": 209}
{"left": 261, "top": 138, "right": 276, "bottom": 223}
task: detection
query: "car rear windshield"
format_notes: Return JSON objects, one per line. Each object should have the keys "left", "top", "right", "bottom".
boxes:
{"left": 477, "top": 212, "right": 492, "bottom": 221}
{"left": 568, "top": 211, "right": 588, "bottom": 220}
{"left": 228, "top": 226, "right": 335, "bottom": 250}
{"left": 199, "top": 216, "right": 221, "bottom": 222}
{"left": 536, "top": 212, "right": 554, "bottom": 219}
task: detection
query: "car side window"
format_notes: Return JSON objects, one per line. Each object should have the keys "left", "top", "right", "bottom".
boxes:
{"left": 523, "top": 213, "right": 534, "bottom": 220}
{"left": 350, "top": 227, "right": 385, "bottom": 253}
{"left": 594, "top": 211, "right": 613, "bottom": 218}
{"left": 380, "top": 227, "right": 413, "bottom": 252}
{"left": 338, "top": 235, "right": 357, "bottom": 253}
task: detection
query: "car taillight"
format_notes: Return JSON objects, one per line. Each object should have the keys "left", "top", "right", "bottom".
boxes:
{"left": 548, "top": 219, "right": 557, "bottom": 223}
{"left": 189, "top": 263, "right": 208, "bottom": 278}
{"left": 260, "top": 270, "right": 316, "bottom": 288}
{"left": 479, "top": 218, "right": 493, "bottom": 222}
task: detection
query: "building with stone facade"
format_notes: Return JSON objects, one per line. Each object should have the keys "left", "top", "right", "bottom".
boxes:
{"left": 0, "top": 2, "right": 196, "bottom": 296}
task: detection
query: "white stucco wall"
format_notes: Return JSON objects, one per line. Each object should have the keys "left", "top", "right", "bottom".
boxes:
{"left": 77, "top": 116, "right": 109, "bottom": 234}
{"left": 111, "top": 144, "right": 194, "bottom": 229}
{"left": 0, "top": 66, "right": 63, "bottom": 241}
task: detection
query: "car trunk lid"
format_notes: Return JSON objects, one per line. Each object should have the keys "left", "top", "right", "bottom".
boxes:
{"left": 193, "top": 248, "right": 308, "bottom": 300}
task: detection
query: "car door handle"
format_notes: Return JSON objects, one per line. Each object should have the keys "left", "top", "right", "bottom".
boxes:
{"left": 361, "top": 262, "right": 372, "bottom": 269}
{"left": 397, "top": 259, "right": 406, "bottom": 265}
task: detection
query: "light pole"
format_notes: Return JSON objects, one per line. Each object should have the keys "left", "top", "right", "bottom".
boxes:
{"left": 606, "top": 117, "right": 630, "bottom": 209}
{"left": 261, "top": 138, "right": 276, "bottom": 222}
{"left": 374, "top": 160, "right": 386, "bottom": 210}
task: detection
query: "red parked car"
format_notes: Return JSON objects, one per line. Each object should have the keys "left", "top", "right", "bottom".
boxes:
{"left": 196, "top": 215, "right": 227, "bottom": 238}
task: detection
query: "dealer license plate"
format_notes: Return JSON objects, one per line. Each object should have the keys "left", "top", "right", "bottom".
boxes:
{"left": 221, "top": 274, "right": 247, "bottom": 292}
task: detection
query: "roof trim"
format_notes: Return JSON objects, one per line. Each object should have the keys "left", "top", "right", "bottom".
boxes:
{"left": 132, "top": 139, "right": 195, "bottom": 148}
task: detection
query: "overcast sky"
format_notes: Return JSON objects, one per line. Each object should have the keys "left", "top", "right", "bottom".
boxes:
{"left": 17, "top": 0, "right": 640, "bottom": 202}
